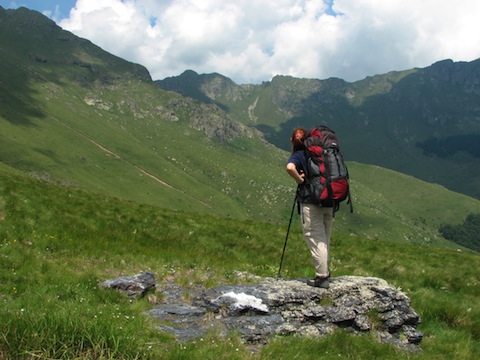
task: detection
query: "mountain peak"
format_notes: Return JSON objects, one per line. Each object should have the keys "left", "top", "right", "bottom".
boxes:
{"left": 0, "top": 6, "right": 152, "bottom": 84}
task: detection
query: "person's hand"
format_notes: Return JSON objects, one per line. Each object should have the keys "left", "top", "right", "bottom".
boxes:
{"left": 297, "top": 172, "right": 305, "bottom": 185}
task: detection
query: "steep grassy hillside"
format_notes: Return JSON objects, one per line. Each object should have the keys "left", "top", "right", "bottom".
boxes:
{"left": 341, "top": 162, "right": 480, "bottom": 248}
{"left": 0, "top": 6, "right": 291, "bottom": 221}
{"left": 1, "top": 161, "right": 479, "bottom": 359}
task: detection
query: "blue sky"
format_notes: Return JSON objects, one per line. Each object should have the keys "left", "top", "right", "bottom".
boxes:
{"left": 2, "top": 0, "right": 76, "bottom": 20}
{"left": 2, "top": 0, "right": 480, "bottom": 84}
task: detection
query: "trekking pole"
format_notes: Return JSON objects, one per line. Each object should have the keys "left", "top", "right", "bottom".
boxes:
{"left": 277, "top": 193, "right": 297, "bottom": 279}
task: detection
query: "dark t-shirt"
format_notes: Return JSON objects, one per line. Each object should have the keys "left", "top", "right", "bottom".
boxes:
{"left": 287, "top": 150, "right": 309, "bottom": 176}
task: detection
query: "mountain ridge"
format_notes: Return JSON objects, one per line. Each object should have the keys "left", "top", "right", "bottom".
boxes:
{"left": 156, "top": 59, "right": 480, "bottom": 199}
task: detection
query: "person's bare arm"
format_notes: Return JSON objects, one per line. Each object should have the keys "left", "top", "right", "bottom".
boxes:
{"left": 286, "top": 162, "right": 305, "bottom": 185}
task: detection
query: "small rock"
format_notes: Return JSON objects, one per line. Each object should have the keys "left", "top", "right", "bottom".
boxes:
{"left": 99, "top": 271, "right": 156, "bottom": 298}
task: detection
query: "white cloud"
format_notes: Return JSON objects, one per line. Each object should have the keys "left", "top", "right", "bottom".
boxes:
{"left": 58, "top": 0, "right": 480, "bottom": 84}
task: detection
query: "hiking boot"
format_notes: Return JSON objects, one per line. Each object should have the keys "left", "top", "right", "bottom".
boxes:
{"left": 307, "top": 276, "right": 330, "bottom": 289}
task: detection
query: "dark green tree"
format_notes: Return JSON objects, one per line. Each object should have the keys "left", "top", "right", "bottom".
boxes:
{"left": 440, "top": 213, "right": 480, "bottom": 251}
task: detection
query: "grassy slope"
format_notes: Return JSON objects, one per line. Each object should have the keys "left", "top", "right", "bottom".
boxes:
{"left": 1, "top": 163, "right": 479, "bottom": 359}
{"left": 343, "top": 162, "right": 480, "bottom": 247}
{"left": 4, "top": 75, "right": 480, "bottom": 247}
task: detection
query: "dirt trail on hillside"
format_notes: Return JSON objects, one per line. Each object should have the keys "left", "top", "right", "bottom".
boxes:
{"left": 87, "top": 137, "right": 211, "bottom": 208}
{"left": 19, "top": 96, "right": 211, "bottom": 208}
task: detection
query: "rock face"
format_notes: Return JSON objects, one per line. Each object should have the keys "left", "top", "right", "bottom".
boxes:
{"left": 147, "top": 275, "right": 423, "bottom": 351}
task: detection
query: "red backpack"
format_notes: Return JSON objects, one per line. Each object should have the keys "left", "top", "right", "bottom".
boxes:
{"left": 299, "top": 126, "right": 353, "bottom": 213}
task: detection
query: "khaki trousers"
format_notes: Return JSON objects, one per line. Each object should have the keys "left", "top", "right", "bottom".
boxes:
{"left": 300, "top": 203, "right": 334, "bottom": 278}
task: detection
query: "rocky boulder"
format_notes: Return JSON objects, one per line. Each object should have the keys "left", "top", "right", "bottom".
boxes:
{"left": 147, "top": 275, "right": 423, "bottom": 351}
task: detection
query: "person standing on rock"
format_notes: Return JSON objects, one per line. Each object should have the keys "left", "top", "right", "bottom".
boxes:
{"left": 286, "top": 127, "right": 333, "bottom": 289}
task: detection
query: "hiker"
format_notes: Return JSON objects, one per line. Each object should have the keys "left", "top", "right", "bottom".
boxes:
{"left": 286, "top": 127, "right": 333, "bottom": 289}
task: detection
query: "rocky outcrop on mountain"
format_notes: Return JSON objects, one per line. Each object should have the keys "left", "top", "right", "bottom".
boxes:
{"left": 189, "top": 104, "right": 255, "bottom": 142}
{"left": 101, "top": 272, "right": 423, "bottom": 352}
{"left": 424, "top": 59, "right": 480, "bottom": 94}
{"left": 166, "top": 97, "right": 256, "bottom": 142}
{"left": 156, "top": 70, "right": 256, "bottom": 103}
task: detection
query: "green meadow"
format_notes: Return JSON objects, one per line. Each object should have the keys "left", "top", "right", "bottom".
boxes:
{"left": 1, "top": 163, "right": 479, "bottom": 359}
